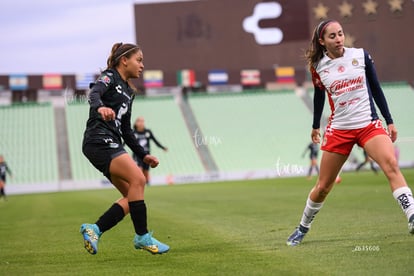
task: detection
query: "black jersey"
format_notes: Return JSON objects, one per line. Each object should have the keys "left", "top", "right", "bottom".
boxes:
{"left": 0, "top": 161, "right": 12, "bottom": 182}
{"left": 83, "top": 69, "right": 147, "bottom": 159}
{"left": 133, "top": 129, "right": 166, "bottom": 154}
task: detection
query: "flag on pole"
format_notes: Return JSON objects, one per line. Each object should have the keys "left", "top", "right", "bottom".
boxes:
{"left": 275, "top": 67, "right": 295, "bottom": 83}
{"left": 76, "top": 73, "right": 96, "bottom": 90}
{"left": 9, "top": 74, "right": 28, "bottom": 90}
{"left": 241, "top": 69, "right": 260, "bottom": 86}
{"left": 177, "top": 70, "right": 195, "bottom": 87}
{"left": 144, "top": 70, "right": 163, "bottom": 88}
{"left": 43, "top": 74, "right": 62, "bottom": 89}
{"left": 208, "top": 70, "right": 228, "bottom": 85}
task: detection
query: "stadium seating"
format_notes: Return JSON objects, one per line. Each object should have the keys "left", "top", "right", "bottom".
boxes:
{"left": 2, "top": 83, "right": 413, "bottom": 186}
{"left": 381, "top": 83, "right": 414, "bottom": 164}
{"left": 188, "top": 90, "right": 311, "bottom": 173}
{"left": 0, "top": 103, "right": 58, "bottom": 184}
{"left": 65, "top": 103, "right": 102, "bottom": 181}
{"left": 129, "top": 96, "right": 205, "bottom": 176}
{"left": 65, "top": 96, "right": 205, "bottom": 181}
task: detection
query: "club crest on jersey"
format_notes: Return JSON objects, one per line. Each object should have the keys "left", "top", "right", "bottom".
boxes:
{"left": 98, "top": 75, "right": 111, "bottom": 86}
{"left": 352, "top": 58, "right": 359, "bottom": 66}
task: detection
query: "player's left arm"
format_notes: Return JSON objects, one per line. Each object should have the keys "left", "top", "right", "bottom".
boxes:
{"left": 365, "top": 51, "right": 393, "bottom": 125}
{"left": 6, "top": 163, "right": 12, "bottom": 177}
{"left": 149, "top": 130, "right": 168, "bottom": 151}
{"left": 364, "top": 50, "right": 396, "bottom": 141}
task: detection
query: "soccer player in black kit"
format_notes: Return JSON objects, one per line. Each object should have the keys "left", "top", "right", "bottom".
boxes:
{"left": 133, "top": 116, "right": 168, "bottom": 184}
{"left": 0, "top": 155, "right": 12, "bottom": 201}
{"left": 302, "top": 142, "right": 319, "bottom": 179}
{"left": 356, "top": 149, "right": 378, "bottom": 174}
{"left": 80, "top": 42, "right": 169, "bottom": 255}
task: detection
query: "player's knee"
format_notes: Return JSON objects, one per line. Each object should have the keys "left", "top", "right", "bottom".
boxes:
{"left": 381, "top": 156, "right": 400, "bottom": 176}
{"left": 315, "top": 183, "right": 332, "bottom": 198}
{"left": 318, "top": 188, "right": 330, "bottom": 198}
{"left": 129, "top": 173, "right": 146, "bottom": 188}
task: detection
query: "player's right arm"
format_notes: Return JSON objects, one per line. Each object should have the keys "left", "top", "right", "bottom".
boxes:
{"left": 310, "top": 66, "right": 325, "bottom": 143}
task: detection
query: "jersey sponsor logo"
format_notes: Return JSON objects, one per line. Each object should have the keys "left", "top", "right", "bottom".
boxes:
{"left": 115, "top": 102, "right": 129, "bottom": 129}
{"left": 328, "top": 76, "right": 364, "bottom": 95}
{"left": 109, "top": 143, "right": 119, "bottom": 149}
{"left": 103, "top": 138, "right": 120, "bottom": 149}
{"left": 115, "top": 84, "right": 132, "bottom": 100}
{"left": 139, "top": 139, "right": 148, "bottom": 148}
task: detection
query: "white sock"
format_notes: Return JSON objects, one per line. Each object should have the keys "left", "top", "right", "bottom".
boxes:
{"left": 392, "top": 186, "right": 414, "bottom": 221}
{"left": 299, "top": 198, "right": 324, "bottom": 229}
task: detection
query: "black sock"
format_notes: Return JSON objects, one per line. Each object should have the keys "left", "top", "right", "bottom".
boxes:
{"left": 299, "top": 224, "right": 309, "bottom": 233}
{"left": 95, "top": 203, "right": 125, "bottom": 233}
{"left": 129, "top": 200, "right": 148, "bottom": 235}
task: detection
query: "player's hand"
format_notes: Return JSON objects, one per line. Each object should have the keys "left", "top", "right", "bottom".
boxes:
{"left": 387, "top": 124, "right": 397, "bottom": 143}
{"left": 143, "top": 155, "right": 159, "bottom": 168}
{"left": 97, "top": 107, "right": 115, "bottom": 121}
{"left": 311, "top": 128, "right": 321, "bottom": 144}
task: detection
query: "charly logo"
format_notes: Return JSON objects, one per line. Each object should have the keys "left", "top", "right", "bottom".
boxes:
{"left": 243, "top": 2, "right": 283, "bottom": 45}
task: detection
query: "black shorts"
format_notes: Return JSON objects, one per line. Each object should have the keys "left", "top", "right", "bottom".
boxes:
{"left": 82, "top": 140, "right": 126, "bottom": 180}
{"left": 310, "top": 153, "right": 318, "bottom": 159}
{"left": 133, "top": 154, "right": 150, "bottom": 171}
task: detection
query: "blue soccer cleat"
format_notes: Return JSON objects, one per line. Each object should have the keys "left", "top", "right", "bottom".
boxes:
{"left": 134, "top": 231, "right": 170, "bottom": 254}
{"left": 286, "top": 226, "right": 308, "bottom": 246}
{"left": 80, "top": 223, "right": 101, "bottom": 255}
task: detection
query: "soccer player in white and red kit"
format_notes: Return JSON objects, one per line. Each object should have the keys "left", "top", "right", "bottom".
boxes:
{"left": 287, "top": 20, "right": 414, "bottom": 246}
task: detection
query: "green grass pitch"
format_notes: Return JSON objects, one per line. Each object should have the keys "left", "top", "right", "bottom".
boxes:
{"left": 1, "top": 169, "right": 413, "bottom": 275}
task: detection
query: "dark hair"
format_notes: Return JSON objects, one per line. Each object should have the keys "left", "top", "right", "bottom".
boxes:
{"left": 106, "top": 42, "right": 140, "bottom": 69}
{"left": 305, "top": 20, "right": 337, "bottom": 69}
